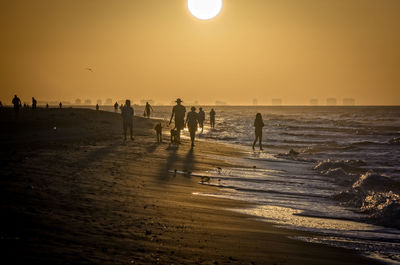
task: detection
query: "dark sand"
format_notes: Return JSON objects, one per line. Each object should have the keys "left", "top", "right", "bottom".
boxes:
{"left": 0, "top": 108, "right": 382, "bottom": 264}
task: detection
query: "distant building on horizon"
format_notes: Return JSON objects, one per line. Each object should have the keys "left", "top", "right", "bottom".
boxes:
{"left": 140, "top": 99, "right": 154, "bottom": 105}
{"left": 84, "top": 99, "right": 92, "bottom": 105}
{"left": 215, "top": 100, "right": 226, "bottom": 105}
{"left": 326, "top": 98, "right": 337, "bottom": 105}
{"left": 272, "top": 98, "right": 282, "bottom": 105}
{"left": 253, "top": 98, "right": 258, "bottom": 105}
{"left": 105, "top": 98, "right": 112, "bottom": 105}
{"left": 310, "top": 99, "right": 318, "bottom": 105}
{"left": 343, "top": 98, "right": 355, "bottom": 105}
{"left": 75, "top": 98, "right": 81, "bottom": 105}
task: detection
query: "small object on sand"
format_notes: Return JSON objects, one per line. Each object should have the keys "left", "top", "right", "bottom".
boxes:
{"left": 201, "top": 176, "right": 210, "bottom": 184}
{"left": 145, "top": 229, "right": 152, "bottom": 235}
{"left": 216, "top": 167, "right": 222, "bottom": 174}
{"left": 288, "top": 149, "right": 299, "bottom": 156}
{"left": 53, "top": 126, "right": 57, "bottom": 130}
{"left": 253, "top": 165, "right": 256, "bottom": 169}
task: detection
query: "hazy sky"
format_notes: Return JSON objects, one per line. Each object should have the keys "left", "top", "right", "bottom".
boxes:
{"left": 1, "top": 0, "right": 399, "bottom": 105}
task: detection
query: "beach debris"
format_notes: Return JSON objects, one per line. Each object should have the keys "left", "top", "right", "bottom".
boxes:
{"left": 201, "top": 176, "right": 210, "bottom": 184}
{"left": 288, "top": 149, "right": 299, "bottom": 156}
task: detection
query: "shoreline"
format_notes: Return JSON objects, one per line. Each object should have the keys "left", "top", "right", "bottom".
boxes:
{"left": 0, "top": 108, "right": 383, "bottom": 264}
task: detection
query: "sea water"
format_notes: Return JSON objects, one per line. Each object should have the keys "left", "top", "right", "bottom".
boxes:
{"left": 104, "top": 105, "right": 400, "bottom": 263}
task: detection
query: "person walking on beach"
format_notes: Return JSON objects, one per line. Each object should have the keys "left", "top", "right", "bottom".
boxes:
{"left": 12, "top": 95, "right": 21, "bottom": 118}
{"left": 32, "top": 97, "right": 37, "bottom": 109}
{"left": 252, "top": 113, "right": 264, "bottom": 150}
{"left": 169, "top": 98, "right": 186, "bottom": 144}
{"left": 96, "top": 104, "right": 99, "bottom": 111}
{"left": 210, "top": 108, "right": 216, "bottom": 128}
{"left": 145, "top": 102, "right": 153, "bottom": 118}
{"left": 0, "top": 101, "right": 3, "bottom": 110}
{"left": 186, "top": 106, "right": 199, "bottom": 147}
{"left": 154, "top": 122, "right": 162, "bottom": 143}
{"left": 114, "top": 102, "right": 119, "bottom": 112}
{"left": 59, "top": 102, "right": 62, "bottom": 109}
{"left": 198, "top": 107, "right": 205, "bottom": 132}
{"left": 121, "top": 99, "right": 134, "bottom": 141}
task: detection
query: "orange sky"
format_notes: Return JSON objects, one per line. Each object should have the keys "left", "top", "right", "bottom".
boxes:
{"left": 1, "top": 0, "right": 399, "bottom": 105}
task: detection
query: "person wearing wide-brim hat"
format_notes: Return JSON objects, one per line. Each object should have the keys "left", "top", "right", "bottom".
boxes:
{"left": 169, "top": 98, "right": 186, "bottom": 143}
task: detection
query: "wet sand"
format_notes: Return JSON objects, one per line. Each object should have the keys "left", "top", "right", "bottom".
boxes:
{"left": 0, "top": 108, "right": 382, "bottom": 264}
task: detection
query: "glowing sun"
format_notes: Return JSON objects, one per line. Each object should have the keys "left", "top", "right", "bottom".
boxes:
{"left": 187, "top": 0, "right": 223, "bottom": 20}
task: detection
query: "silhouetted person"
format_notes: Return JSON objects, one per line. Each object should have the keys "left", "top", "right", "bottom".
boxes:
{"left": 114, "top": 102, "right": 119, "bottom": 112}
{"left": 96, "top": 104, "right": 99, "bottom": 111}
{"left": 198, "top": 107, "right": 205, "bottom": 132}
{"left": 154, "top": 122, "right": 162, "bottom": 143}
{"left": 12, "top": 95, "right": 21, "bottom": 118}
{"left": 32, "top": 97, "right": 37, "bottom": 109}
{"left": 145, "top": 102, "right": 153, "bottom": 118}
{"left": 210, "top": 108, "right": 216, "bottom": 128}
{"left": 252, "top": 113, "right": 264, "bottom": 150}
{"left": 169, "top": 98, "right": 186, "bottom": 144}
{"left": 0, "top": 101, "right": 3, "bottom": 109}
{"left": 59, "top": 102, "right": 62, "bottom": 109}
{"left": 121, "top": 99, "right": 134, "bottom": 141}
{"left": 46, "top": 103, "right": 49, "bottom": 109}
{"left": 186, "top": 106, "right": 199, "bottom": 148}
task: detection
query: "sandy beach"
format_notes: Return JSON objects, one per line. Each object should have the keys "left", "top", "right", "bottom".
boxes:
{"left": 0, "top": 108, "right": 382, "bottom": 265}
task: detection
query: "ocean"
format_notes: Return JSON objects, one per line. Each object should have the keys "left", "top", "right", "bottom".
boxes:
{"left": 104, "top": 105, "right": 400, "bottom": 264}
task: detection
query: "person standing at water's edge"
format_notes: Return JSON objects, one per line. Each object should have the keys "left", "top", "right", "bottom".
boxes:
{"left": 121, "top": 99, "right": 134, "bottom": 141}
{"left": 252, "top": 113, "right": 264, "bottom": 150}
{"left": 169, "top": 98, "right": 186, "bottom": 144}
{"left": 32, "top": 97, "right": 37, "bottom": 109}
{"left": 198, "top": 107, "right": 205, "bottom": 132}
{"left": 210, "top": 108, "right": 216, "bottom": 128}
{"left": 12, "top": 95, "right": 21, "bottom": 118}
{"left": 114, "top": 102, "right": 119, "bottom": 112}
{"left": 145, "top": 102, "right": 153, "bottom": 118}
{"left": 186, "top": 107, "right": 199, "bottom": 147}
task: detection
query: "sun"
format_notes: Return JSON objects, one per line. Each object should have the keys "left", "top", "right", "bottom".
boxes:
{"left": 187, "top": 0, "right": 223, "bottom": 20}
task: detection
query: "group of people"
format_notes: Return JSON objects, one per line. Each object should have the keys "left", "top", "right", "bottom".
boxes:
{"left": 9, "top": 95, "right": 61, "bottom": 117}
{"left": 6, "top": 95, "right": 264, "bottom": 150}
{"left": 168, "top": 98, "right": 217, "bottom": 147}
{"left": 120, "top": 97, "right": 264, "bottom": 150}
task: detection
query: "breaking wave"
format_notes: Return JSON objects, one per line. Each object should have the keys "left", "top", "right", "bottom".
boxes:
{"left": 334, "top": 172, "right": 400, "bottom": 229}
